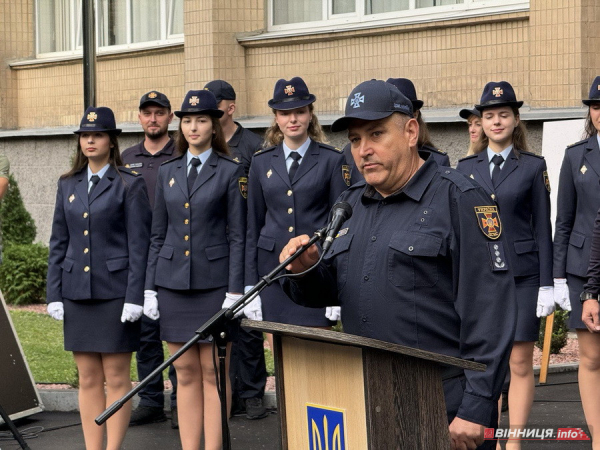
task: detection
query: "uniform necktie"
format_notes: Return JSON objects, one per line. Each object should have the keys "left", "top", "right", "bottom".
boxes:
{"left": 88, "top": 175, "right": 100, "bottom": 197}
{"left": 188, "top": 157, "right": 201, "bottom": 192}
{"left": 491, "top": 154, "right": 504, "bottom": 187}
{"left": 288, "top": 152, "right": 301, "bottom": 182}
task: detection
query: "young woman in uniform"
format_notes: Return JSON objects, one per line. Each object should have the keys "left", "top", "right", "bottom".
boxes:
{"left": 459, "top": 107, "right": 483, "bottom": 156}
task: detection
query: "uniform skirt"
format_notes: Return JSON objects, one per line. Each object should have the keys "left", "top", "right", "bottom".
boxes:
{"left": 513, "top": 275, "right": 541, "bottom": 342}
{"left": 63, "top": 298, "right": 140, "bottom": 353}
{"left": 158, "top": 286, "right": 238, "bottom": 343}
{"left": 566, "top": 274, "right": 586, "bottom": 329}
{"left": 262, "top": 281, "right": 334, "bottom": 327}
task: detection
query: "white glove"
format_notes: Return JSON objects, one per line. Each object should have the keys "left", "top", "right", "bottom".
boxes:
{"left": 553, "top": 278, "right": 572, "bottom": 311}
{"left": 121, "top": 303, "right": 143, "bottom": 323}
{"left": 222, "top": 292, "right": 244, "bottom": 318}
{"left": 47, "top": 302, "right": 64, "bottom": 321}
{"left": 325, "top": 306, "right": 341, "bottom": 321}
{"left": 243, "top": 285, "right": 263, "bottom": 321}
{"left": 143, "top": 290, "right": 160, "bottom": 320}
{"left": 536, "top": 286, "right": 555, "bottom": 318}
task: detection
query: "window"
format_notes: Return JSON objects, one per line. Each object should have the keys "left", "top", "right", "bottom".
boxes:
{"left": 267, "top": 0, "right": 528, "bottom": 33}
{"left": 36, "top": 0, "right": 183, "bottom": 57}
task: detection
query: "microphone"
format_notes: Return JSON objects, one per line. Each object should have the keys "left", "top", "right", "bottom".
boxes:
{"left": 321, "top": 201, "right": 353, "bottom": 254}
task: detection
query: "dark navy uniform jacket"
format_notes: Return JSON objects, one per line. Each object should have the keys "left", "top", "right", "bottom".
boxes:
{"left": 228, "top": 123, "right": 263, "bottom": 175}
{"left": 245, "top": 140, "right": 349, "bottom": 287}
{"left": 457, "top": 149, "right": 553, "bottom": 286}
{"left": 584, "top": 208, "right": 600, "bottom": 293}
{"left": 121, "top": 137, "right": 175, "bottom": 209}
{"left": 554, "top": 136, "right": 600, "bottom": 278}
{"left": 285, "top": 158, "right": 516, "bottom": 426}
{"left": 47, "top": 165, "right": 151, "bottom": 306}
{"left": 343, "top": 142, "right": 450, "bottom": 184}
{"left": 146, "top": 151, "right": 246, "bottom": 293}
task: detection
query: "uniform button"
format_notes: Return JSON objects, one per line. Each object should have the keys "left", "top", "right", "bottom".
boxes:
{"left": 185, "top": 250, "right": 190, "bottom": 256}
{"left": 287, "top": 208, "right": 293, "bottom": 214}
{"left": 445, "top": 170, "right": 451, "bottom": 174}
{"left": 84, "top": 266, "right": 90, "bottom": 272}
{"left": 362, "top": 316, "right": 367, "bottom": 322}
{"left": 287, "top": 190, "right": 292, "bottom": 196}
{"left": 288, "top": 226, "right": 294, "bottom": 233}
{"left": 83, "top": 230, "right": 88, "bottom": 236}
{"left": 184, "top": 202, "right": 190, "bottom": 208}
{"left": 371, "top": 236, "right": 377, "bottom": 242}
{"left": 420, "top": 218, "right": 425, "bottom": 222}
{"left": 408, "top": 246, "right": 414, "bottom": 252}
{"left": 491, "top": 194, "right": 496, "bottom": 200}
{"left": 83, "top": 212, "right": 88, "bottom": 218}
{"left": 83, "top": 248, "right": 89, "bottom": 254}
{"left": 363, "top": 275, "right": 369, "bottom": 281}
{"left": 184, "top": 219, "right": 189, "bottom": 225}
{"left": 184, "top": 235, "right": 189, "bottom": 241}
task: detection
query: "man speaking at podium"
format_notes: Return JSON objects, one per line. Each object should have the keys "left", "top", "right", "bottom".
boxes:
{"left": 280, "top": 80, "right": 516, "bottom": 450}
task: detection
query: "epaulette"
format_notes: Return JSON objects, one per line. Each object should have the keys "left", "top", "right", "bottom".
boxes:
{"left": 566, "top": 139, "right": 587, "bottom": 149}
{"left": 319, "top": 142, "right": 343, "bottom": 153}
{"left": 457, "top": 154, "right": 477, "bottom": 163}
{"left": 160, "top": 154, "right": 185, "bottom": 166}
{"left": 218, "top": 153, "right": 241, "bottom": 164}
{"left": 254, "top": 145, "right": 277, "bottom": 156}
{"left": 440, "top": 168, "right": 476, "bottom": 193}
{"left": 118, "top": 166, "right": 142, "bottom": 176}
{"left": 519, "top": 150, "right": 544, "bottom": 159}
{"left": 421, "top": 144, "right": 447, "bottom": 155}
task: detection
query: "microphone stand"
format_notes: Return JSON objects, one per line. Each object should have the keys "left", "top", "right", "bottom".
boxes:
{"left": 95, "top": 226, "right": 327, "bottom": 449}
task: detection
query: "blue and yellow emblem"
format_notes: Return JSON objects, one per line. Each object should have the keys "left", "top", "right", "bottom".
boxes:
{"left": 238, "top": 177, "right": 248, "bottom": 199}
{"left": 474, "top": 205, "right": 502, "bottom": 240}
{"left": 307, "top": 404, "right": 346, "bottom": 450}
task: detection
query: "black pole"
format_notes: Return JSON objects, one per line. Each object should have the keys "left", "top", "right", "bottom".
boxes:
{"left": 0, "top": 402, "right": 31, "bottom": 450}
{"left": 82, "top": 0, "right": 96, "bottom": 109}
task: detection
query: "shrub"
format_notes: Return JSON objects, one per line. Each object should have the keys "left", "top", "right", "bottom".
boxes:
{"left": 0, "top": 243, "right": 49, "bottom": 305}
{"left": 536, "top": 309, "right": 569, "bottom": 354}
{"left": 0, "top": 173, "right": 36, "bottom": 246}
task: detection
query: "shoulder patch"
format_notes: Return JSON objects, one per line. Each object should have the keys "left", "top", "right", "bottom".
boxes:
{"left": 440, "top": 168, "right": 476, "bottom": 193}
{"left": 118, "top": 166, "right": 141, "bottom": 176}
{"left": 238, "top": 177, "right": 248, "bottom": 198}
{"left": 474, "top": 205, "right": 502, "bottom": 240}
{"left": 567, "top": 139, "right": 587, "bottom": 149}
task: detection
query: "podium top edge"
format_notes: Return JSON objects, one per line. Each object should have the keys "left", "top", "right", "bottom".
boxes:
{"left": 240, "top": 319, "right": 485, "bottom": 372}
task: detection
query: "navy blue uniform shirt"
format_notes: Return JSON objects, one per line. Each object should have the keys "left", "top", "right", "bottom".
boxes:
{"left": 47, "top": 165, "right": 151, "bottom": 306}
{"left": 285, "top": 158, "right": 516, "bottom": 426}
{"left": 554, "top": 136, "right": 600, "bottom": 278}
{"left": 228, "top": 123, "right": 263, "bottom": 175}
{"left": 121, "top": 137, "right": 175, "bottom": 209}
{"left": 146, "top": 151, "right": 246, "bottom": 293}
{"left": 457, "top": 149, "right": 553, "bottom": 286}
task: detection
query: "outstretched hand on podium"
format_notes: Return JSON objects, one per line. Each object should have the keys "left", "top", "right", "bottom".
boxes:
{"left": 279, "top": 234, "right": 320, "bottom": 274}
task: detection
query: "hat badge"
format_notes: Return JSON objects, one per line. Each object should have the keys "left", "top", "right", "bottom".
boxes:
{"left": 189, "top": 96, "right": 200, "bottom": 106}
{"left": 284, "top": 85, "right": 295, "bottom": 96}
{"left": 87, "top": 112, "right": 98, "bottom": 122}
{"left": 492, "top": 87, "right": 503, "bottom": 97}
{"left": 148, "top": 92, "right": 158, "bottom": 98}
{"left": 351, "top": 92, "right": 365, "bottom": 109}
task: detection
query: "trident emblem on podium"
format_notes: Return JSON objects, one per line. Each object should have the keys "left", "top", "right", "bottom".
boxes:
{"left": 307, "top": 404, "right": 346, "bottom": 450}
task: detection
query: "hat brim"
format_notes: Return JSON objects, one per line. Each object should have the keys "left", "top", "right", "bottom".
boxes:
{"left": 412, "top": 100, "right": 424, "bottom": 111}
{"left": 582, "top": 99, "right": 600, "bottom": 106}
{"left": 140, "top": 100, "right": 171, "bottom": 109}
{"left": 459, "top": 108, "right": 481, "bottom": 120}
{"left": 174, "top": 109, "right": 224, "bottom": 118}
{"left": 267, "top": 94, "right": 316, "bottom": 111}
{"left": 74, "top": 128, "right": 122, "bottom": 135}
{"left": 331, "top": 111, "right": 398, "bottom": 133}
{"left": 475, "top": 100, "right": 523, "bottom": 111}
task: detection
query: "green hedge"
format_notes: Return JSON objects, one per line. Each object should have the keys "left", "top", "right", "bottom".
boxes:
{"left": 0, "top": 173, "right": 36, "bottom": 246}
{"left": 536, "top": 309, "right": 569, "bottom": 354}
{"left": 0, "top": 243, "right": 48, "bottom": 305}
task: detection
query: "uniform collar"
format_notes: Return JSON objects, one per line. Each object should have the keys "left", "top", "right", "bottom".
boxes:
{"left": 283, "top": 137, "right": 311, "bottom": 160}
{"left": 87, "top": 163, "right": 110, "bottom": 182}
{"left": 227, "top": 122, "right": 243, "bottom": 147}
{"left": 486, "top": 144, "right": 513, "bottom": 163}
{"left": 187, "top": 148, "right": 212, "bottom": 166}
{"left": 134, "top": 137, "right": 175, "bottom": 156}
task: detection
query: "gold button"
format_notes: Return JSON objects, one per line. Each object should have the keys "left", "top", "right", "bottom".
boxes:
{"left": 83, "top": 212, "right": 88, "bottom": 218}
{"left": 288, "top": 226, "right": 294, "bottom": 232}
{"left": 184, "top": 235, "right": 189, "bottom": 241}
{"left": 287, "top": 190, "right": 292, "bottom": 196}
{"left": 287, "top": 208, "right": 293, "bottom": 214}
{"left": 83, "top": 230, "right": 88, "bottom": 236}
{"left": 184, "top": 202, "right": 190, "bottom": 208}
{"left": 185, "top": 250, "right": 190, "bottom": 256}
{"left": 84, "top": 266, "right": 90, "bottom": 272}
{"left": 184, "top": 219, "right": 189, "bottom": 225}
{"left": 84, "top": 248, "right": 89, "bottom": 254}
{"left": 491, "top": 194, "right": 496, "bottom": 200}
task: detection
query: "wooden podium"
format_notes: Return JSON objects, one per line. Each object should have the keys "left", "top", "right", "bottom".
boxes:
{"left": 241, "top": 320, "right": 485, "bottom": 450}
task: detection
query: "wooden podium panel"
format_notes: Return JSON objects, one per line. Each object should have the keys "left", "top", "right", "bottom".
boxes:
{"left": 280, "top": 337, "right": 368, "bottom": 449}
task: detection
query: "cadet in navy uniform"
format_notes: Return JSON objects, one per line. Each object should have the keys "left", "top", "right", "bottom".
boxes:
{"left": 245, "top": 76, "right": 349, "bottom": 350}
{"left": 456, "top": 81, "right": 560, "bottom": 448}
{"left": 144, "top": 89, "right": 246, "bottom": 450}
{"left": 204, "top": 79, "right": 269, "bottom": 420}
{"left": 555, "top": 76, "right": 600, "bottom": 446}
{"left": 280, "top": 80, "right": 516, "bottom": 450}
{"left": 122, "top": 91, "right": 178, "bottom": 428}
{"left": 46, "top": 106, "right": 151, "bottom": 450}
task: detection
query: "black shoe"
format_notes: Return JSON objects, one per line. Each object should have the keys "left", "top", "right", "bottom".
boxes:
{"left": 245, "top": 397, "right": 268, "bottom": 420}
{"left": 501, "top": 392, "right": 508, "bottom": 413}
{"left": 170, "top": 406, "right": 178, "bottom": 429}
{"left": 129, "top": 405, "right": 167, "bottom": 426}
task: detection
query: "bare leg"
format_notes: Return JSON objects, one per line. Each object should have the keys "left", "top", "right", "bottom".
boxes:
{"left": 505, "top": 341, "right": 535, "bottom": 450}
{"left": 102, "top": 353, "right": 133, "bottom": 450}
{"left": 169, "top": 342, "right": 203, "bottom": 450}
{"left": 73, "top": 352, "right": 106, "bottom": 450}
{"left": 577, "top": 330, "right": 600, "bottom": 449}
